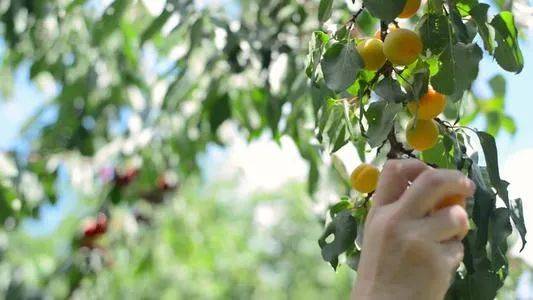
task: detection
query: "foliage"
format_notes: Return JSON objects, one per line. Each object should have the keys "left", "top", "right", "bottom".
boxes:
{"left": 311, "top": 0, "right": 527, "bottom": 297}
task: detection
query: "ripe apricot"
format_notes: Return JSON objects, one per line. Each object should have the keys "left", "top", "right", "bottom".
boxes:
{"left": 434, "top": 195, "right": 466, "bottom": 211}
{"left": 383, "top": 29, "right": 423, "bottom": 66}
{"left": 357, "top": 38, "right": 386, "bottom": 71}
{"left": 398, "top": 0, "right": 421, "bottom": 18}
{"left": 407, "top": 88, "right": 446, "bottom": 120}
{"left": 350, "top": 163, "right": 380, "bottom": 194}
{"left": 406, "top": 119, "right": 439, "bottom": 151}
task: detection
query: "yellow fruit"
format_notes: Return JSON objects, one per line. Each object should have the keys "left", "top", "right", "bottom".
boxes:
{"left": 383, "top": 29, "right": 423, "bottom": 66}
{"left": 350, "top": 163, "right": 380, "bottom": 194}
{"left": 407, "top": 88, "right": 446, "bottom": 120}
{"left": 357, "top": 38, "right": 387, "bottom": 71}
{"left": 434, "top": 195, "right": 466, "bottom": 211}
{"left": 406, "top": 119, "right": 439, "bottom": 151}
{"left": 399, "top": 0, "right": 421, "bottom": 18}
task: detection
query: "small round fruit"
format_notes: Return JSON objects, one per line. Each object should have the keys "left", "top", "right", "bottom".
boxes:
{"left": 399, "top": 0, "right": 421, "bottom": 18}
{"left": 434, "top": 195, "right": 466, "bottom": 211}
{"left": 357, "top": 38, "right": 387, "bottom": 71}
{"left": 350, "top": 163, "right": 380, "bottom": 194}
{"left": 407, "top": 88, "right": 446, "bottom": 120}
{"left": 406, "top": 119, "right": 439, "bottom": 151}
{"left": 383, "top": 29, "right": 423, "bottom": 66}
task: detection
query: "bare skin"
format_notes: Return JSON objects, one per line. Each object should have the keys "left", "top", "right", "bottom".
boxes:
{"left": 352, "top": 159, "right": 475, "bottom": 300}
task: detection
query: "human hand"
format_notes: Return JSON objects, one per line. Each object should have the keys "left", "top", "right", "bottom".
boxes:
{"left": 352, "top": 159, "right": 475, "bottom": 300}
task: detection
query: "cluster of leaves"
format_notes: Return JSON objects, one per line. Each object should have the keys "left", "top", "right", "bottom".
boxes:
{"left": 311, "top": 0, "right": 526, "bottom": 297}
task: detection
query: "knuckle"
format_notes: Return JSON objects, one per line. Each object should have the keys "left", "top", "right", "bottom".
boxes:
{"left": 403, "top": 233, "right": 428, "bottom": 256}
{"left": 374, "top": 208, "right": 401, "bottom": 238}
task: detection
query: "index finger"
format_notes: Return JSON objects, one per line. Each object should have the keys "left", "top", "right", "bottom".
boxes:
{"left": 373, "top": 159, "right": 430, "bottom": 207}
{"left": 398, "top": 169, "right": 475, "bottom": 217}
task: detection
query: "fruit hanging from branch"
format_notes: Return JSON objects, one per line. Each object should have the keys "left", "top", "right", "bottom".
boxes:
{"left": 312, "top": 0, "right": 526, "bottom": 296}
{"left": 350, "top": 163, "right": 380, "bottom": 194}
{"left": 406, "top": 119, "right": 440, "bottom": 151}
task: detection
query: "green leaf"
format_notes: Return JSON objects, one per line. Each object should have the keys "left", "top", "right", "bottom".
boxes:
{"left": 476, "top": 132, "right": 525, "bottom": 249}
{"left": 308, "top": 158, "right": 320, "bottom": 195}
{"left": 374, "top": 77, "right": 407, "bottom": 103}
{"left": 321, "top": 42, "right": 363, "bottom": 92}
{"left": 421, "top": 137, "right": 454, "bottom": 168}
{"left": 345, "top": 249, "right": 361, "bottom": 271}
{"left": 365, "top": 101, "right": 402, "bottom": 147}
{"left": 355, "top": 139, "right": 367, "bottom": 162}
{"left": 489, "top": 74, "right": 506, "bottom": 98}
{"left": 489, "top": 208, "right": 512, "bottom": 273}
{"left": 208, "top": 94, "right": 231, "bottom": 134}
{"left": 418, "top": 14, "right": 449, "bottom": 54}
{"left": 332, "top": 126, "right": 349, "bottom": 153}
{"left": 306, "top": 31, "right": 330, "bottom": 82}
{"left": 318, "top": 0, "right": 333, "bottom": 22}
{"left": 452, "top": 43, "right": 483, "bottom": 94}
{"left": 450, "top": 6, "right": 475, "bottom": 43}
{"left": 501, "top": 115, "right": 516, "bottom": 135}
{"left": 469, "top": 159, "right": 495, "bottom": 251}
{"left": 432, "top": 46, "right": 455, "bottom": 94}
{"left": 486, "top": 111, "right": 501, "bottom": 136}
{"left": 490, "top": 12, "right": 524, "bottom": 73}
{"left": 363, "top": 0, "right": 407, "bottom": 22}
{"left": 476, "top": 131, "right": 501, "bottom": 192}
{"left": 92, "top": 0, "right": 130, "bottom": 45}
{"left": 329, "top": 200, "right": 353, "bottom": 217}
{"left": 510, "top": 198, "right": 527, "bottom": 251}
{"left": 410, "top": 64, "right": 430, "bottom": 101}
{"left": 140, "top": 9, "right": 172, "bottom": 45}
{"left": 432, "top": 43, "right": 482, "bottom": 99}
{"left": 318, "top": 211, "right": 357, "bottom": 270}
{"left": 470, "top": 3, "right": 494, "bottom": 54}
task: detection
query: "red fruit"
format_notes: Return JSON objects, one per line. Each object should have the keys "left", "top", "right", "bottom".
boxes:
{"left": 83, "top": 213, "right": 108, "bottom": 237}
{"left": 157, "top": 177, "right": 171, "bottom": 191}
{"left": 115, "top": 168, "right": 139, "bottom": 187}
{"left": 95, "top": 213, "right": 108, "bottom": 234}
{"left": 83, "top": 220, "right": 99, "bottom": 237}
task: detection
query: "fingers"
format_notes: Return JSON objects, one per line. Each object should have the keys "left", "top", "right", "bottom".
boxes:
{"left": 399, "top": 169, "right": 475, "bottom": 217}
{"left": 439, "top": 240, "right": 464, "bottom": 273}
{"left": 417, "top": 205, "right": 470, "bottom": 242}
{"left": 373, "top": 159, "right": 430, "bottom": 207}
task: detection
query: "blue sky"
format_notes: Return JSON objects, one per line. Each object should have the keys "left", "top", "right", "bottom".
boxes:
{"left": 474, "top": 38, "right": 533, "bottom": 160}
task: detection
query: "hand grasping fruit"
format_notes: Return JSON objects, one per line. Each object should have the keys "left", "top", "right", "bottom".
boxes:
{"left": 353, "top": 160, "right": 474, "bottom": 300}
{"left": 350, "top": 161, "right": 470, "bottom": 213}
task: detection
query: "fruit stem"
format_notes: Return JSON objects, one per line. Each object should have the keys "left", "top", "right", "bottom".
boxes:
{"left": 343, "top": 5, "right": 365, "bottom": 30}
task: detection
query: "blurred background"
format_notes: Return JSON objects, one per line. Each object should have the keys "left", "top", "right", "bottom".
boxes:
{"left": 0, "top": 0, "right": 532, "bottom": 298}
